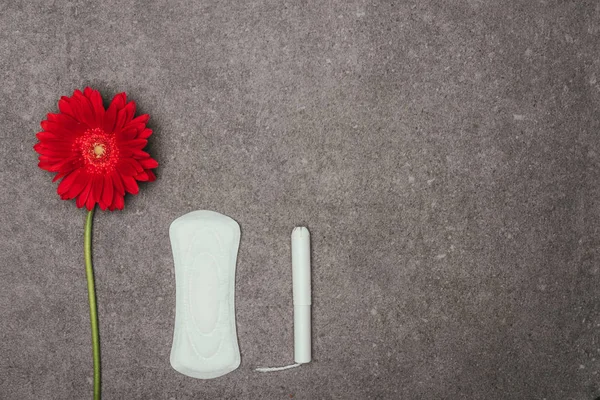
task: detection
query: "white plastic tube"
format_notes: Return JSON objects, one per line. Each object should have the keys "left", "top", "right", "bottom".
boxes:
{"left": 292, "top": 227, "right": 311, "bottom": 364}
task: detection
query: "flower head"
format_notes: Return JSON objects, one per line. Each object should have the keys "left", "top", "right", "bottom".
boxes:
{"left": 34, "top": 88, "right": 158, "bottom": 211}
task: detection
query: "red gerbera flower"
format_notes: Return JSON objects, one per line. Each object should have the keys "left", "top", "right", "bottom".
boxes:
{"left": 34, "top": 87, "right": 158, "bottom": 211}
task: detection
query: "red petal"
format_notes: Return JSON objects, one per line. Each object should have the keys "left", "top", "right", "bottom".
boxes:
{"left": 115, "top": 102, "right": 136, "bottom": 130}
{"left": 73, "top": 90, "right": 96, "bottom": 128}
{"left": 117, "top": 147, "right": 134, "bottom": 158}
{"left": 90, "top": 175, "right": 103, "bottom": 207}
{"left": 132, "top": 149, "right": 150, "bottom": 159}
{"left": 85, "top": 87, "right": 105, "bottom": 126}
{"left": 76, "top": 179, "right": 94, "bottom": 208}
{"left": 47, "top": 112, "right": 79, "bottom": 125}
{"left": 113, "top": 93, "right": 127, "bottom": 109}
{"left": 111, "top": 170, "right": 125, "bottom": 196}
{"left": 57, "top": 170, "right": 81, "bottom": 195}
{"left": 58, "top": 96, "right": 75, "bottom": 117}
{"left": 36, "top": 131, "right": 77, "bottom": 143}
{"left": 65, "top": 171, "right": 90, "bottom": 199}
{"left": 124, "top": 101, "right": 136, "bottom": 123}
{"left": 135, "top": 114, "right": 149, "bottom": 123}
{"left": 40, "top": 160, "right": 62, "bottom": 172}
{"left": 67, "top": 91, "right": 87, "bottom": 124}
{"left": 102, "top": 174, "right": 113, "bottom": 206}
{"left": 135, "top": 171, "right": 149, "bottom": 181}
{"left": 36, "top": 131, "right": 59, "bottom": 141}
{"left": 38, "top": 160, "right": 57, "bottom": 171}
{"left": 40, "top": 120, "right": 80, "bottom": 137}
{"left": 34, "top": 146, "right": 73, "bottom": 158}
{"left": 85, "top": 195, "right": 95, "bottom": 210}
{"left": 116, "top": 161, "right": 136, "bottom": 176}
{"left": 129, "top": 114, "right": 149, "bottom": 126}
{"left": 121, "top": 174, "right": 139, "bottom": 194}
{"left": 111, "top": 190, "right": 124, "bottom": 210}
{"left": 52, "top": 171, "right": 68, "bottom": 182}
{"left": 114, "top": 110, "right": 126, "bottom": 131}
{"left": 60, "top": 173, "right": 85, "bottom": 200}
{"left": 146, "top": 170, "right": 156, "bottom": 182}
{"left": 104, "top": 104, "right": 117, "bottom": 133}
{"left": 53, "top": 157, "right": 81, "bottom": 175}
{"left": 124, "top": 114, "right": 149, "bottom": 134}
{"left": 119, "top": 127, "right": 138, "bottom": 141}
{"left": 128, "top": 158, "right": 143, "bottom": 172}
{"left": 121, "top": 139, "right": 147, "bottom": 149}
{"left": 104, "top": 93, "right": 127, "bottom": 133}
{"left": 139, "top": 158, "right": 158, "bottom": 169}
{"left": 85, "top": 193, "right": 95, "bottom": 210}
{"left": 115, "top": 194, "right": 124, "bottom": 210}
{"left": 138, "top": 128, "right": 152, "bottom": 139}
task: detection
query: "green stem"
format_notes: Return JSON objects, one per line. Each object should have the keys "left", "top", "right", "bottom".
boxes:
{"left": 84, "top": 208, "right": 101, "bottom": 400}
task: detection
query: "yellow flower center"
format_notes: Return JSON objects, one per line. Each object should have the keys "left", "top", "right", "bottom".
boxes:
{"left": 93, "top": 143, "right": 106, "bottom": 158}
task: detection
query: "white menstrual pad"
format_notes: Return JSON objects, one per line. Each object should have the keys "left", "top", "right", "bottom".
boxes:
{"left": 169, "top": 210, "right": 241, "bottom": 379}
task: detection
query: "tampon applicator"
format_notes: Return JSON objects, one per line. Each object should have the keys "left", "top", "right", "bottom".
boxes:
{"left": 255, "top": 226, "right": 312, "bottom": 372}
{"left": 292, "top": 226, "right": 311, "bottom": 364}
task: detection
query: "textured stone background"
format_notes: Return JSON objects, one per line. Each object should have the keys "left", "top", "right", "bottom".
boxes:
{"left": 1, "top": 0, "right": 600, "bottom": 399}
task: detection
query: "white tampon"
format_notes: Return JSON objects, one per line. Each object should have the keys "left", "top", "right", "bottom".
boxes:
{"left": 292, "top": 226, "right": 311, "bottom": 364}
{"left": 255, "top": 227, "right": 312, "bottom": 372}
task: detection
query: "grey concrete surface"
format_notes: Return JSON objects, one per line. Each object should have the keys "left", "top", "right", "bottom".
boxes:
{"left": 1, "top": 0, "right": 600, "bottom": 399}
